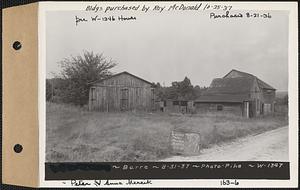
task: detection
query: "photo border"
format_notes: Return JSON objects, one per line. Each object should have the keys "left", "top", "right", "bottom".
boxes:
{"left": 38, "top": 1, "right": 298, "bottom": 188}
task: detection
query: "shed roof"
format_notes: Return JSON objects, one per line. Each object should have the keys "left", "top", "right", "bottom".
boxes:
{"left": 204, "top": 77, "right": 255, "bottom": 95}
{"left": 89, "top": 71, "right": 154, "bottom": 86}
{"left": 224, "top": 69, "right": 275, "bottom": 90}
{"left": 195, "top": 69, "right": 275, "bottom": 103}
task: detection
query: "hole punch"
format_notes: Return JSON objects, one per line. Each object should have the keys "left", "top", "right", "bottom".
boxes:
{"left": 12, "top": 41, "right": 22, "bottom": 50}
{"left": 13, "top": 144, "right": 23, "bottom": 153}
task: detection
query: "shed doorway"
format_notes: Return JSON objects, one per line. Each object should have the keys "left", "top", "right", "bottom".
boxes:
{"left": 249, "top": 101, "right": 254, "bottom": 118}
{"left": 90, "top": 88, "right": 96, "bottom": 111}
{"left": 121, "top": 88, "right": 129, "bottom": 111}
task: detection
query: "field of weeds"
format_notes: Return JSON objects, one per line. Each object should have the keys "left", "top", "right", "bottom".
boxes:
{"left": 46, "top": 102, "right": 288, "bottom": 162}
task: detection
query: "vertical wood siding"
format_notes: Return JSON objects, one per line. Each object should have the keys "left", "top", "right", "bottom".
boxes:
{"left": 194, "top": 102, "right": 243, "bottom": 116}
{"left": 89, "top": 73, "right": 154, "bottom": 111}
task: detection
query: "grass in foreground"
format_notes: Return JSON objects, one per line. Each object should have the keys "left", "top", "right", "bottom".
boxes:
{"left": 46, "top": 103, "right": 288, "bottom": 162}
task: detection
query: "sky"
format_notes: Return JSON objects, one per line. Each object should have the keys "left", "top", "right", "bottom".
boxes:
{"left": 46, "top": 8, "right": 288, "bottom": 91}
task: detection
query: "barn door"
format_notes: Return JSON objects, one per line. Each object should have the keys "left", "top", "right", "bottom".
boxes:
{"left": 261, "top": 103, "right": 264, "bottom": 115}
{"left": 249, "top": 101, "right": 254, "bottom": 118}
{"left": 106, "top": 87, "right": 113, "bottom": 112}
{"left": 121, "top": 88, "right": 129, "bottom": 111}
{"left": 89, "top": 88, "right": 96, "bottom": 110}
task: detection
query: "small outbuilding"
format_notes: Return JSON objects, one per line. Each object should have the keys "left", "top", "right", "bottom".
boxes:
{"left": 88, "top": 71, "right": 156, "bottom": 112}
{"left": 195, "top": 69, "right": 276, "bottom": 118}
{"left": 158, "top": 99, "right": 195, "bottom": 114}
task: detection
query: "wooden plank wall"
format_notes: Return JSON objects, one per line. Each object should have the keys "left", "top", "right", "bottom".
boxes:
{"left": 194, "top": 102, "right": 243, "bottom": 116}
{"left": 89, "top": 73, "right": 154, "bottom": 111}
{"left": 99, "top": 73, "right": 151, "bottom": 88}
{"left": 91, "top": 86, "right": 153, "bottom": 111}
{"left": 262, "top": 89, "right": 276, "bottom": 104}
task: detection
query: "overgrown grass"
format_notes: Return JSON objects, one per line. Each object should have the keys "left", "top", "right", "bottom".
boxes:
{"left": 46, "top": 102, "right": 288, "bottom": 162}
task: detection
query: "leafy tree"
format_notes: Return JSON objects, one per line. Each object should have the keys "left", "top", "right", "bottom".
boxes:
{"left": 58, "top": 51, "right": 117, "bottom": 106}
{"left": 275, "top": 94, "right": 288, "bottom": 106}
{"left": 169, "top": 77, "right": 194, "bottom": 99}
{"left": 155, "top": 77, "right": 203, "bottom": 100}
{"left": 177, "top": 77, "right": 194, "bottom": 99}
{"left": 154, "top": 82, "right": 165, "bottom": 100}
{"left": 194, "top": 85, "right": 208, "bottom": 97}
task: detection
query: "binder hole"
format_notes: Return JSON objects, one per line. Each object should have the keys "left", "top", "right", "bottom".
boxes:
{"left": 12, "top": 41, "right": 22, "bottom": 50}
{"left": 14, "top": 144, "right": 23, "bottom": 153}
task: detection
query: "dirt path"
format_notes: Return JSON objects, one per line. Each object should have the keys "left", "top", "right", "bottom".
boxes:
{"left": 164, "top": 126, "right": 289, "bottom": 161}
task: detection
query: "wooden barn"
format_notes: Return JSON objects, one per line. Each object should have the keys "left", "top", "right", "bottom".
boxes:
{"left": 195, "top": 69, "right": 276, "bottom": 118}
{"left": 88, "top": 71, "right": 156, "bottom": 112}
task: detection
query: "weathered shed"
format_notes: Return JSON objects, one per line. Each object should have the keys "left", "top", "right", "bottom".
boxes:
{"left": 88, "top": 71, "right": 156, "bottom": 112}
{"left": 195, "top": 69, "right": 276, "bottom": 117}
{"left": 162, "top": 99, "right": 195, "bottom": 114}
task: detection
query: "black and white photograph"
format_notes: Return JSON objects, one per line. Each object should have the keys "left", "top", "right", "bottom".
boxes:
{"left": 1, "top": 1, "right": 298, "bottom": 189}
{"left": 40, "top": 1, "right": 297, "bottom": 187}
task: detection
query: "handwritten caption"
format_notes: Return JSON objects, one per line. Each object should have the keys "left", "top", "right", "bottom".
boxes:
{"left": 85, "top": 3, "right": 233, "bottom": 13}
{"left": 220, "top": 179, "right": 240, "bottom": 186}
{"left": 210, "top": 11, "right": 272, "bottom": 19}
{"left": 75, "top": 3, "right": 233, "bottom": 26}
{"left": 68, "top": 179, "right": 152, "bottom": 187}
{"left": 74, "top": 3, "right": 273, "bottom": 26}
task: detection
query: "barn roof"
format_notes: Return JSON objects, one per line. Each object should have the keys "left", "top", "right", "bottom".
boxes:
{"left": 195, "top": 69, "right": 275, "bottom": 103}
{"left": 204, "top": 77, "right": 255, "bottom": 94}
{"left": 224, "top": 69, "right": 275, "bottom": 90}
{"left": 89, "top": 71, "right": 154, "bottom": 86}
{"left": 195, "top": 94, "right": 249, "bottom": 103}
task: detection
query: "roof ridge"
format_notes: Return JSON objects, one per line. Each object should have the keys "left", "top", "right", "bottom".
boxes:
{"left": 232, "top": 69, "right": 255, "bottom": 77}
{"left": 224, "top": 69, "right": 275, "bottom": 90}
{"left": 89, "top": 71, "right": 154, "bottom": 85}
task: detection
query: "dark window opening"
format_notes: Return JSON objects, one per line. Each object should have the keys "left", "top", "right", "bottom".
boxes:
{"left": 180, "top": 101, "right": 187, "bottom": 106}
{"left": 173, "top": 101, "right": 179, "bottom": 105}
{"left": 217, "top": 105, "right": 223, "bottom": 111}
{"left": 261, "top": 103, "right": 264, "bottom": 114}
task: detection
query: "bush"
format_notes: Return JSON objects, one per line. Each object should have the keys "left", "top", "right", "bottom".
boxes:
{"left": 54, "top": 51, "right": 117, "bottom": 106}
